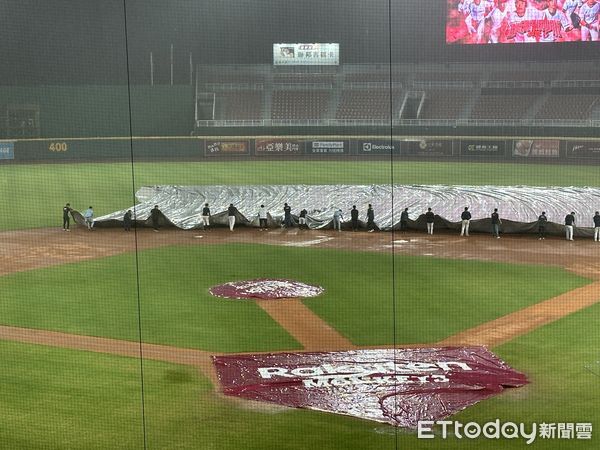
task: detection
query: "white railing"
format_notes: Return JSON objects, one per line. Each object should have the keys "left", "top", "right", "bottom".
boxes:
{"left": 412, "top": 80, "right": 476, "bottom": 89}
{"left": 272, "top": 83, "right": 333, "bottom": 90}
{"left": 202, "top": 83, "right": 264, "bottom": 90}
{"left": 343, "top": 81, "right": 404, "bottom": 89}
{"left": 196, "top": 118, "right": 600, "bottom": 128}
{"left": 483, "top": 80, "right": 545, "bottom": 89}
{"left": 550, "top": 80, "right": 600, "bottom": 88}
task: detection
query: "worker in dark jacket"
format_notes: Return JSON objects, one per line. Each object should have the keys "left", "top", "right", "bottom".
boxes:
{"left": 350, "top": 205, "right": 359, "bottom": 231}
{"left": 283, "top": 203, "right": 292, "bottom": 228}
{"left": 62, "top": 203, "right": 72, "bottom": 231}
{"left": 425, "top": 208, "right": 435, "bottom": 235}
{"left": 366, "top": 204, "right": 375, "bottom": 232}
{"left": 150, "top": 205, "right": 161, "bottom": 232}
{"left": 123, "top": 209, "right": 133, "bottom": 232}
{"left": 537, "top": 211, "right": 547, "bottom": 240}
{"left": 491, "top": 208, "right": 502, "bottom": 238}
{"left": 228, "top": 204, "right": 239, "bottom": 231}
{"left": 400, "top": 208, "right": 409, "bottom": 231}
{"left": 564, "top": 211, "right": 575, "bottom": 241}
{"left": 299, "top": 208, "right": 308, "bottom": 229}
{"left": 460, "top": 207, "right": 471, "bottom": 237}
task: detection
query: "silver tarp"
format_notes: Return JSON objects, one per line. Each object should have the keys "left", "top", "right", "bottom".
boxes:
{"left": 91, "top": 185, "right": 600, "bottom": 236}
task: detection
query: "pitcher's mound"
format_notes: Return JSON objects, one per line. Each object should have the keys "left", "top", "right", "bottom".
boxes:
{"left": 209, "top": 278, "right": 323, "bottom": 300}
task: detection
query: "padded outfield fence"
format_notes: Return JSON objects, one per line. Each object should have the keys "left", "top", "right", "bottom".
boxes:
{"left": 1, "top": 135, "right": 599, "bottom": 163}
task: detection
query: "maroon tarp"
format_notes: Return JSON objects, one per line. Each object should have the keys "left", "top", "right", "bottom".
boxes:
{"left": 213, "top": 347, "right": 527, "bottom": 427}
{"left": 209, "top": 278, "right": 324, "bottom": 300}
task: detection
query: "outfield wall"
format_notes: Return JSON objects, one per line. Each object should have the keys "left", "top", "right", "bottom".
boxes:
{"left": 2, "top": 136, "right": 600, "bottom": 164}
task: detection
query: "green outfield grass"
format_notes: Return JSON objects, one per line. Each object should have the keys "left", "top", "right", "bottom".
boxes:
{"left": 0, "top": 244, "right": 588, "bottom": 351}
{"left": 426, "top": 302, "right": 600, "bottom": 449}
{"left": 1, "top": 160, "right": 600, "bottom": 231}
{"left": 0, "top": 341, "right": 397, "bottom": 450}
{"left": 0, "top": 341, "right": 146, "bottom": 449}
{"left": 2, "top": 303, "right": 598, "bottom": 449}
{"left": 0, "top": 245, "right": 301, "bottom": 353}
{"left": 305, "top": 254, "right": 590, "bottom": 344}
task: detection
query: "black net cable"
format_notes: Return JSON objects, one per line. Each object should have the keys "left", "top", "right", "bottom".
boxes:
{"left": 121, "top": 1, "right": 149, "bottom": 448}
{"left": 387, "top": 0, "right": 400, "bottom": 448}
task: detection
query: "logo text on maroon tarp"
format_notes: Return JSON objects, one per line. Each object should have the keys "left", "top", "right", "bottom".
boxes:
{"left": 213, "top": 347, "right": 528, "bottom": 428}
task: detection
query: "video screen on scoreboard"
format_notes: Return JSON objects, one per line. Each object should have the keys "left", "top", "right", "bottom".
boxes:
{"left": 446, "top": 0, "right": 600, "bottom": 44}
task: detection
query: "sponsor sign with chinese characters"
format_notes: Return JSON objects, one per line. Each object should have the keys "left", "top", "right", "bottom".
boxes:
{"left": 255, "top": 139, "right": 302, "bottom": 155}
{"left": 566, "top": 141, "right": 600, "bottom": 159}
{"left": 405, "top": 140, "right": 453, "bottom": 157}
{"left": 513, "top": 140, "right": 560, "bottom": 158}
{"left": 205, "top": 140, "right": 250, "bottom": 156}
{"left": 273, "top": 43, "right": 339, "bottom": 66}
{"left": 461, "top": 140, "right": 506, "bottom": 157}
{"left": 0, "top": 141, "right": 15, "bottom": 160}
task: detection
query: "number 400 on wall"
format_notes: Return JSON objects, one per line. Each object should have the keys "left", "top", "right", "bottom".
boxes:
{"left": 49, "top": 142, "right": 68, "bottom": 152}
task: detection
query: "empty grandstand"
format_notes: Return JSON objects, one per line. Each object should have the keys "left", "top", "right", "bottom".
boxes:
{"left": 190, "top": 62, "right": 600, "bottom": 130}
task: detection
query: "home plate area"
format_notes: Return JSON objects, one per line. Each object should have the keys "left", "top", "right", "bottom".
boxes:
{"left": 213, "top": 347, "right": 528, "bottom": 428}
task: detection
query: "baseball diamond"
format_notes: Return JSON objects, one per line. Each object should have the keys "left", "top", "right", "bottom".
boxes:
{"left": 2, "top": 0, "right": 600, "bottom": 448}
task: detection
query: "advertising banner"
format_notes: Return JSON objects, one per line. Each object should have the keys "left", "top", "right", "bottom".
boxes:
{"left": 565, "top": 141, "right": 600, "bottom": 159}
{"left": 461, "top": 140, "right": 506, "bottom": 157}
{"left": 273, "top": 43, "right": 339, "bottom": 66}
{"left": 214, "top": 347, "right": 528, "bottom": 428}
{"left": 357, "top": 140, "right": 401, "bottom": 155}
{"left": 205, "top": 140, "right": 250, "bottom": 156}
{"left": 404, "top": 139, "right": 453, "bottom": 157}
{"left": 309, "top": 141, "right": 348, "bottom": 154}
{"left": 513, "top": 139, "right": 560, "bottom": 158}
{"left": 0, "top": 141, "right": 15, "bottom": 160}
{"left": 255, "top": 139, "right": 302, "bottom": 155}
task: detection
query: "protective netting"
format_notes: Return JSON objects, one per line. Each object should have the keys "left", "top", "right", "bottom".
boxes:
{"left": 90, "top": 184, "right": 600, "bottom": 236}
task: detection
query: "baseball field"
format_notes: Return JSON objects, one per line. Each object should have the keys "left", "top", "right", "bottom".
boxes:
{"left": 0, "top": 158, "right": 599, "bottom": 449}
